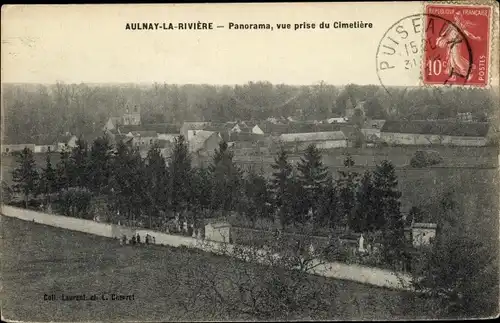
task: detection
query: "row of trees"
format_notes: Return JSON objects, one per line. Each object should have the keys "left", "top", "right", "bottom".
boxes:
{"left": 3, "top": 82, "right": 497, "bottom": 145}
{"left": 8, "top": 135, "right": 498, "bottom": 319}
{"left": 10, "top": 133, "right": 409, "bottom": 266}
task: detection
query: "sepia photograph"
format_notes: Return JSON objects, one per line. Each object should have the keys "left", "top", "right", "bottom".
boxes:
{"left": 1, "top": 2, "right": 499, "bottom": 321}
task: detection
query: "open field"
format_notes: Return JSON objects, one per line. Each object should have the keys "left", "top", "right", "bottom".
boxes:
{"left": 2, "top": 146, "right": 497, "bottom": 185}
{"left": 0, "top": 215, "right": 432, "bottom": 321}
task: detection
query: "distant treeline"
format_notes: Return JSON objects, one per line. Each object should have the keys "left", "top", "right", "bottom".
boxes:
{"left": 2, "top": 82, "right": 498, "bottom": 144}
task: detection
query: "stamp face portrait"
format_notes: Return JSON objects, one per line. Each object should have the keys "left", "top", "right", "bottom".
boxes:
{"left": 424, "top": 4, "right": 492, "bottom": 86}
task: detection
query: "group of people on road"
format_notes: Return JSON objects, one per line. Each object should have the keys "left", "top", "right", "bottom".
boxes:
{"left": 120, "top": 233, "right": 156, "bottom": 246}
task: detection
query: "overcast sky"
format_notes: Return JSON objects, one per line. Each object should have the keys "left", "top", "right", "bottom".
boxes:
{"left": 1, "top": 3, "right": 498, "bottom": 86}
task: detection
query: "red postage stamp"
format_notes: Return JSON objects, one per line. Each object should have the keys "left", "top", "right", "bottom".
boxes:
{"left": 423, "top": 4, "right": 491, "bottom": 86}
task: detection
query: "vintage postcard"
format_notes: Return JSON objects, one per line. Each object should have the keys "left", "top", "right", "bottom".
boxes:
{"left": 1, "top": 2, "right": 499, "bottom": 322}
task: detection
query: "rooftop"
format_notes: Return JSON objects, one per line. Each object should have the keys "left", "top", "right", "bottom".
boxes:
{"left": 280, "top": 131, "right": 346, "bottom": 142}
{"left": 381, "top": 120, "right": 490, "bottom": 137}
{"left": 187, "top": 130, "right": 218, "bottom": 152}
{"left": 412, "top": 223, "right": 437, "bottom": 229}
{"left": 118, "top": 123, "right": 180, "bottom": 134}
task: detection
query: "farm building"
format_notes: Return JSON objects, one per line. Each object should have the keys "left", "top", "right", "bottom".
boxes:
{"left": 326, "top": 117, "right": 348, "bottom": 124}
{"left": 380, "top": 120, "right": 492, "bottom": 146}
{"left": 408, "top": 222, "right": 437, "bottom": 247}
{"left": 104, "top": 102, "right": 142, "bottom": 131}
{"left": 187, "top": 130, "right": 222, "bottom": 156}
{"left": 158, "top": 139, "right": 175, "bottom": 160}
{"left": 55, "top": 134, "right": 78, "bottom": 152}
{"left": 130, "top": 131, "right": 159, "bottom": 149}
{"left": 1, "top": 143, "right": 36, "bottom": 154}
{"left": 231, "top": 121, "right": 265, "bottom": 135}
{"left": 181, "top": 121, "right": 225, "bottom": 139}
{"left": 279, "top": 131, "right": 347, "bottom": 151}
{"left": 117, "top": 123, "right": 180, "bottom": 136}
{"left": 157, "top": 134, "right": 178, "bottom": 142}
{"left": 361, "top": 120, "right": 386, "bottom": 144}
{"left": 205, "top": 222, "right": 232, "bottom": 243}
{"left": 260, "top": 122, "right": 352, "bottom": 135}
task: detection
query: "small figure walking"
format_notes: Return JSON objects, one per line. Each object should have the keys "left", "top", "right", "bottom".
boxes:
{"left": 136, "top": 233, "right": 141, "bottom": 244}
{"left": 145, "top": 234, "right": 150, "bottom": 245}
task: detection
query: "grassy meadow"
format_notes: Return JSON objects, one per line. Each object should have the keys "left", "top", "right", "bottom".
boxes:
{"left": 0, "top": 215, "right": 435, "bottom": 321}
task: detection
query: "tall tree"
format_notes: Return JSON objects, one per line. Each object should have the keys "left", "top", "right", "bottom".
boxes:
{"left": 11, "top": 147, "right": 39, "bottom": 208}
{"left": 296, "top": 144, "right": 329, "bottom": 225}
{"left": 353, "top": 171, "right": 376, "bottom": 232}
{"left": 372, "top": 160, "right": 404, "bottom": 267}
{"left": 56, "top": 146, "right": 72, "bottom": 191}
{"left": 316, "top": 174, "right": 339, "bottom": 230}
{"left": 70, "top": 136, "right": 89, "bottom": 188}
{"left": 143, "top": 143, "right": 169, "bottom": 227}
{"left": 191, "top": 166, "right": 212, "bottom": 215}
{"left": 39, "top": 153, "right": 56, "bottom": 205}
{"left": 336, "top": 154, "right": 359, "bottom": 231}
{"left": 270, "top": 146, "right": 295, "bottom": 229}
{"left": 110, "top": 141, "right": 145, "bottom": 225}
{"left": 169, "top": 135, "right": 192, "bottom": 214}
{"left": 87, "top": 135, "right": 114, "bottom": 196}
{"left": 209, "top": 141, "right": 242, "bottom": 217}
{"left": 241, "top": 168, "right": 273, "bottom": 227}
{"left": 410, "top": 230, "right": 498, "bottom": 319}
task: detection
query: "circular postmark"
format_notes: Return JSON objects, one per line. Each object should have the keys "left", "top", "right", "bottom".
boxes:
{"left": 376, "top": 13, "right": 473, "bottom": 94}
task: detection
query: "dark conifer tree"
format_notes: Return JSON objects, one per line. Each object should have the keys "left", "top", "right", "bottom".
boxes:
{"left": 70, "top": 136, "right": 89, "bottom": 188}
{"left": 191, "top": 166, "right": 212, "bottom": 214}
{"left": 11, "top": 147, "right": 39, "bottom": 208}
{"left": 40, "top": 153, "right": 56, "bottom": 205}
{"left": 296, "top": 144, "right": 329, "bottom": 224}
{"left": 87, "top": 136, "right": 114, "bottom": 196}
{"left": 169, "top": 135, "right": 192, "bottom": 214}
{"left": 241, "top": 167, "right": 273, "bottom": 227}
{"left": 209, "top": 141, "right": 242, "bottom": 217}
{"left": 373, "top": 160, "right": 404, "bottom": 267}
{"left": 270, "top": 146, "right": 295, "bottom": 229}
{"left": 336, "top": 154, "right": 359, "bottom": 231}
{"left": 353, "top": 171, "right": 376, "bottom": 232}
{"left": 56, "top": 146, "right": 72, "bottom": 191}
{"left": 143, "top": 143, "right": 169, "bottom": 227}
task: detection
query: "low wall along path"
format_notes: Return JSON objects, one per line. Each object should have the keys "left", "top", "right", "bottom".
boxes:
{"left": 1, "top": 204, "right": 412, "bottom": 290}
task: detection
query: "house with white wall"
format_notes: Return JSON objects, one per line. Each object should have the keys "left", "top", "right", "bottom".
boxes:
{"left": 410, "top": 222, "right": 437, "bottom": 247}
{"left": 381, "top": 120, "right": 492, "bottom": 146}
{"left": 279, "top": 131, "right": 347, "bottom": 152}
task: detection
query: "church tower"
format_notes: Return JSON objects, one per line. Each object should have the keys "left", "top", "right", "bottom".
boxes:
{"left": 122, "top": 101, "right": 141, "bottom": 126}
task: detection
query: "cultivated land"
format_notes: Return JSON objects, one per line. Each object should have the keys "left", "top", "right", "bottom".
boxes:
{"left": 1, "top": 216, "right": 432, "bottom": 321}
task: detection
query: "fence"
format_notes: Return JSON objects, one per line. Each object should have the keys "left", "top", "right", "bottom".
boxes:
{"left": 1, "top": 204, "right": 412, "bottom": 290}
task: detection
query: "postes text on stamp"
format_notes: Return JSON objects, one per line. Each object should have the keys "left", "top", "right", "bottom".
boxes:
{"left": 424, "top": 4, "right": 491, "bottom": 86}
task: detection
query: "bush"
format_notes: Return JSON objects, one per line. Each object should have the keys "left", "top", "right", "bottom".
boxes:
{"left": 57, "top": 187, "right": 93, "bottom": 218}
{"left": 410, "top": 150, "right": 443, "bottom": 168}
{"left": 409, "top": 232, "right": 499, "bottom": 318}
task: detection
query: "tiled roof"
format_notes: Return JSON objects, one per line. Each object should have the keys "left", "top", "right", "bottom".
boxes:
{"left": 363, "top": 119, "right": 386, "bottom": 129}
{"left": 381, "top": 120, "right": 490, "bottom": 137}
{"left": 158, "top": 134, "right": 178, "bottom": 142}
{"left": 412, "top": 222, "right": 437, "bottom": 229}
{"left": 280, "top": 131, "right": 346, "bottom": 142}
{"left": 228, "top": 132, "right": 266, "bottom": 142}
{"left": 260, "top": 122, "right": 356, "bottom": 135}
{"left": 158, "top": 139, "right": 174, "bottom": 148}
{"left": 131, "top": 131, "right": 158, "bottom": 137}
{"left": 118, "top": 123, "right": 180, "bottom": 134}
{"left": 187, "top": 130, "right": 217, "bottom": 152}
